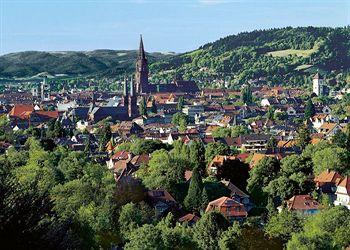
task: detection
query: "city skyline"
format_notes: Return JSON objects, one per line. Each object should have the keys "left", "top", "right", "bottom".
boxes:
{"left": 0, "top": 0, "right": 349, "bottom": 55}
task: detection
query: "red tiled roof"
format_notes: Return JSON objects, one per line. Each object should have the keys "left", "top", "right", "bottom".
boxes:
{"left": 178, "top": 213, "right": 200, "bottom": 223}
{"left": 205, "top": 196, "right": 247, "bottom": 218}
{"left": 8, "top": 104, "right": 34, "bottom": 118}
{"left": 314, "top": 170, "right": 343, "bottom": 185}
{"left": 286, "top": 195, "right": 319, "bottom": 211}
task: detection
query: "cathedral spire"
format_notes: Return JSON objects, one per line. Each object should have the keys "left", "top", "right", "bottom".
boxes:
{"left": 139, "top": 34, "right": 146, "bottom": 59}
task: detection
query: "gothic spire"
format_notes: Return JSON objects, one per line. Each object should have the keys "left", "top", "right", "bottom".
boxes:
{"left": 139, "top": 34, "right": 146, "bottom": 59}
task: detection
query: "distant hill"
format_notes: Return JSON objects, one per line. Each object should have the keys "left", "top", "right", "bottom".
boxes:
{"left": 150, "top": 26, "right": 350, "bottom": 86}
{"left": 2, "top": 27, "right": 349, "bottom": 87}
{"left": 0, "top": 50, "right": 172, "bottom": 78}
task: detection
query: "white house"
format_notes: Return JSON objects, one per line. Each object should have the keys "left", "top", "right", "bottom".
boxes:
{"left": 334, "top": 177, "right": 350, "bottom": 209}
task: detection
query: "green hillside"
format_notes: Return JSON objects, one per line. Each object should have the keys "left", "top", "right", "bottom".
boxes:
{"left": 1, "top": 27, "right": 350, "bottom": 88}
{"left": 0, "top": 50, "right": 171, "bottom": 78}
{"left": 150, "top": 26, "right": 350, "bottom": 87}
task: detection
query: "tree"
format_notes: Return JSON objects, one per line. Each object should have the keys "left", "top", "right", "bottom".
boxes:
{"left": 184, "top": 167, "right": 203, "bottom": 211}
{"left": 189, "top": 140, "right": 205, "bottom": 170}
{"left": 212, "top": 127, "right": 231, "bottom": 138}
{"left": 332, "top": 130, "right": 347, "bottom": 148}
{"left": 296, "top": 125, "right": 311, "bottom": 150}
{"left": 139, "top": 97, "right": 147, "bottom": 116}
{"left": 312, "top": 146, "right": 349, "bottom": 175}
{"left": 247, "top": 157, "right": 280, "bottom": 205}
{"left": 177, "top": 96, "right": 185, "bottom": 111}
{"left": 231, "top": 125, "right": 249, "bottom": 137}
{"left": 205, "top": 142, "right": 230, "bottom": 165}
{"left": 287, "top": 206, "right": 350, "bottom": 250}
{"left": 304, "top": 99, "right": 315, "bottom": 120}
{"left": 172, "top": 112, "right": 189, "bottom": 133}
{"left": 124, "top": 224, "right": 163, "bottom": 250}
{"left": 266, "top": 106, "right": 275, "bottom": 120}
{"left": 99, "top": 125, "right": 112, "bottom": 151}
{"left": 265, "top": 210, "right": 303, "bottom": 242}
{"left": 137, "top": 149, "right": 185, "bottom": 193}
{"left": 118, "top": 202, "right": 153, "bottom": 241}
{"left": 201, "top": 187, "right": 210, "bottom": 211}
{"left": 241, "top": 85, "right": 252, "bottom": 104}
{"left": 193, "top": 211, "right": 230, "bottom": 250}
{"left": 218, "top": 223, "right": 241, "bottom": 250}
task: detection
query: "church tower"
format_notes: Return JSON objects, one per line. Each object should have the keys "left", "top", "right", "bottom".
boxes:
{"left": 313, "top": 72, "right": 324, "bottom": 96}
{"left": 135, "top": 35, "right": 149, "bottom": 94}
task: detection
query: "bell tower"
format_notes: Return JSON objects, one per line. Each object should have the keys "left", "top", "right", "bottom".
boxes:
{"left": 135, "top": 35, "right": 149, "bottom": 94}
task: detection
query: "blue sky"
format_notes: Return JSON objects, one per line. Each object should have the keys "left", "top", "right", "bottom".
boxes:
{"left": 0, "top": 0, "right": 349, "bottom": 55}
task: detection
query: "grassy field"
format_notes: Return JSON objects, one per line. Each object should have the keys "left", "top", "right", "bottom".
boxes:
{"left": 267, "top": 47, "right": 317, "bottom": 58}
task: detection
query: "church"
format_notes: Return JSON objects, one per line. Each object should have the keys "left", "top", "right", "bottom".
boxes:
{"left": 134, "top": 35, "right": 199, "bottom": 95}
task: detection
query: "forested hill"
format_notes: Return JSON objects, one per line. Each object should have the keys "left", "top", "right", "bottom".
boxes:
{"left": 0, "top": 50, "right": 172, "bottom": 78}
{"left": 150, "top": 26, "right": 350, "bottom": 87}
{"left": 1, "top": 27, "right": 350, "bottom": 87}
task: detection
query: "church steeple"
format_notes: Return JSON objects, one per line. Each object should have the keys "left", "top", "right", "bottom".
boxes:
{"left": 135, "top": 35, "right": 149, "bottom": 94}
{"left": 139, "top": 35, "right": 146, "bottom": 59}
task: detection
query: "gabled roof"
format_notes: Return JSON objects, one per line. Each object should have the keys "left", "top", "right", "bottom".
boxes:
{"left": 337, "top": 177, "right": 350, "bottom": 195}
{"left": 315, "top": 170, "right": 343, "bottom": 185}
{"left": 221, "top": 180, "right": 249, "bottom": 198}
{"left": 178, "top": 213, "right": 200, "bottom": 224}
{"left": 313, "top": 73, "right": 323, "bottom": 80}
{"left": 8, "top": 104, "right": 34, "bottom": 118}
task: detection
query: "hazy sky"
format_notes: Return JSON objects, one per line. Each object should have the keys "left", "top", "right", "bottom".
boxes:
{"left": 0, "top": 0, "right": 349, "bottom": 55}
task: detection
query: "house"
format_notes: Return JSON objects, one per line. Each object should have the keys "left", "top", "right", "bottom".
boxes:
{"left": 205, "top": 196, "right": 247, "bottom": 222}
{"left": 334, "top": 177, "right": 350, "bottom": 209}
{"left": 221, "top": 180, "right": 253, "bottom": 211}
{"left": 317, "top": 123, "right": 342, "bottom": 137}
{"left": 238, "top": 134, "right": 270, "bottom": 153}
{"left": 314, "top": 170, "right": 343, "bottom": 194}
{"left": 279, "top": 195, "right": 320, "bottom": 215}
{"left": 146, "top": 189, "right": 177, "bottom": 217}
{"left": 207, "top": 155, "right": 236, "bottom": 175}
{"left": 178, "top": 213, "right": 200, "bottom": 226}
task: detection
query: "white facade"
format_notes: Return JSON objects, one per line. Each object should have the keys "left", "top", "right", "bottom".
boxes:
{"left": 313, "top": 76, "right": 324, "bottom": 96}
{"left": 334, "top": 186, "right": 350, "bottom": 209}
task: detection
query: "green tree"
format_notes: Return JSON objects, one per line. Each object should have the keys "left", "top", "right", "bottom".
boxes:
{"left": 241, "top": 85, "right": 252, "bottom": 104}
{"left": 304, "top": 99, "right": 315, "bottom": 120}
{"left": 230, "top": 125, "right": 249, "bottom": 137}
{"left": 194, "top": 211, "right": 230, "bottom": 250}
{"left": 218, "top": 223, "right": 241, "bottom": 250}
{"left": 172, "top": 112, "right": 189, "bottom": 132}
{"left": 287, "top": 206, "right": 350, "bottom": 250}
{"left": 247, "top": 157, "right": 280, "bottom": 205}
{"left": 265, "top": 210, "right": 303, "bottom": 242}
{"left": 139, "top": 96, "right": 148, "bottom": 116}
{"left": 184, "top": 167, "right": 203, "bottom": 211}
{"left": 205, "top": 142, "right": 230, "bottom": 165}
{"left": 124, "top": 224, "right": 163, "bottom": 250}
{"left": 189, "top": 140, "right": 205, "bottom": 170}
{"left": 296, "top": 125, "right": 311, "bottom": 150}
{"left": 137, "top": 149, "right": 185, "bottom": 193}
{"left": 177, "top": 96, "right": 185, "bottom": 111}
{"left": 312, "top": 146, "right": 349, "bottom": 175}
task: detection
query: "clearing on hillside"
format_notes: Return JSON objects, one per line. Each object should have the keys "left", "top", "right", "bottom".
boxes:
{"left": 266, "top": 47, "right": 317, "bottom": 58}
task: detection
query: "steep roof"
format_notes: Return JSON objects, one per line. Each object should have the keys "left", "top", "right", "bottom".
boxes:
{"left": 8, "top": 104, "right": 34, "bottom": 118}
{"left": 338, "top": 177, "right": 350, "bottom": 195}
{"left": 315, "top": 170, "right": 343, "bottom": 185}
{"left": 178, "top": 213, "right": 200, "bottom": 223}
